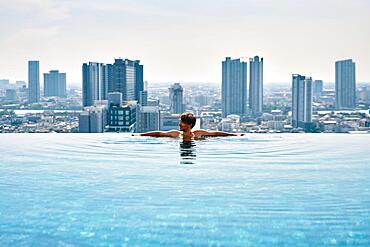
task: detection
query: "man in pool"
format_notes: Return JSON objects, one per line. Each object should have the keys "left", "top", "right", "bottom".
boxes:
{"left": 138, "top": 112, "right": 242, "bottom": 140}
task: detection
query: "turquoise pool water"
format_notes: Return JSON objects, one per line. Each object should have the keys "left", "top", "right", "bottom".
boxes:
{"left": 0, "top": 134, "right": 369, "bottom": 246}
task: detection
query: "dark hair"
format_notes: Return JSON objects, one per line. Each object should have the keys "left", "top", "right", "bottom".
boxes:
{"left": 180, "top": 112, "right": 196, "bottom": 128}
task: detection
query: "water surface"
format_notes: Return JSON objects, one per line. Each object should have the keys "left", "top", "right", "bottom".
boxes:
{"left": 0, "top": 134, "right": 369, "bottom": 246}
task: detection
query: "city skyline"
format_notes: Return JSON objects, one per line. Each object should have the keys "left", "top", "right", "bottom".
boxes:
{"left": 0, "top": 0, "right": 369, "bottom": 85}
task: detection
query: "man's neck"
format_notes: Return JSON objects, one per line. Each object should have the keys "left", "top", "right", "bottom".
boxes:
{"left": 182, "top": 130, "right": 193, "bottom": 136}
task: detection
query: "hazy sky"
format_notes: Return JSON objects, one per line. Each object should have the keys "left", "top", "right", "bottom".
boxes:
{"left": 0, "top": 0, "right": 369, "bottom": 85}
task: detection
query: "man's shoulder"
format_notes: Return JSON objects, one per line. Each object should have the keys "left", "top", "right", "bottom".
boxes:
{"left": 166, "top": 130, "right": 181, "bottom": 137}
{"left": 193, "top": 129, "right": 209, "bottom": 137}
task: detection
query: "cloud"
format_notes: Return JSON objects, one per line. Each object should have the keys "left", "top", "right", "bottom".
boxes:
{"left": 0, "top": 0, "right": 70, "bottom": 22}
{"left": 0, "top": 0, "right": 70, "bottom": 42}
{"left": 69, "top": 1, "right": 191, "bottom": 18}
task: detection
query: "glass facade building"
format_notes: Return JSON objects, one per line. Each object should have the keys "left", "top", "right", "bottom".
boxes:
{"left": 249, "top": 56, "right": 263, "bottom": 116}
{"left": 292, "top": 74, "right": 313, "bottom": 130}
{"left": 222, "top": 57, "right": 247, "bottom": 118}
{"left": 28, "top": 60, "right": 40, "bottom": 103}
{"left": 335, "top": 59, "right": 356, "bottom": 109}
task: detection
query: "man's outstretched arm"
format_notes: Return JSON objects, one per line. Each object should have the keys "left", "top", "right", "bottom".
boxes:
{"left": 137, "top": 130, "right": 180, "bottom": 138}
{"left": 194, "top": 129, "right": 240, "bottom": 137}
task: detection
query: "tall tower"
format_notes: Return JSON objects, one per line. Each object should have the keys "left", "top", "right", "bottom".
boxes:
{"left": 335, "top": 59, "right": 356, "bottom": 109}
{"left": 135, "top": 62, "right": 144, "bottom": 102}
{"left": 44, "top": 70, "right": 67, "bottom": 97}
{"left": 82, "top": 62, "right": 109, "bottom": 107}
{"left": 292, "top": 74, "right": 313, "bottom": 130}
{"left": 169, "top": 83, "right": 184, "bottom": 114}
{"left": 28, "top": 60, "right": 40, "bottom": 103}
{"left": 112, "top": 59, "right": 143, "bottom": 102}
{"left": 249, "top": 56, "right": 263, "bottom": 116}
{"left": 222, "top": 57, "right": 247, "bottom": 118}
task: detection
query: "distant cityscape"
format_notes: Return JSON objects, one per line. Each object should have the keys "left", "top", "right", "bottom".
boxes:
{"left": 1, "top": 57, "right": 370, "bottom": 133}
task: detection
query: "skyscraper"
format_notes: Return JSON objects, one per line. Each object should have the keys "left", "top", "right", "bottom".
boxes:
{"left": 222, "top": 57, "right": 247, "bottom": 118}
{"left": 82, "top": 58, "right": 143, "bottom": 107}
{"left": 44, "top": 70, "right": 67, "bottom": 97}
{"left": 335, "top": 59, "right": 356, "bottom": 109}
{"left": 169, "top": 83, "right": 184, "bottom": 114}
{"left": 313, "top": 80, "right": 323, "bottom": 97}
{"left": 292, "top": 74, "right": 313, "bottom": 130}
{"left": 82, "top": 62, "right": 110, "bottom": 107}
{"left": 28, "top": 60, "right": 40, "bottom": 103}
{"left": 112, "top": 59, "right": 143, "bottom": 102}
{"left": 135, "top": 63, "right": 144, "bottom": 102}
{"left": 249, "top": 56, "right": 263, "bottom": 116}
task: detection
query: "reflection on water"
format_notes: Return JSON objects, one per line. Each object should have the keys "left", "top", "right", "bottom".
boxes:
{"left": 179, "top": 140, "right": 196, "bottom": 164}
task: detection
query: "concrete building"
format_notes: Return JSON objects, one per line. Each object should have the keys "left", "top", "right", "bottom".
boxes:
{"left": 5, "top": 89, "right": 17, "bottom": 101}
{"left": 0, "top": 79, "right": 10, "bottom": 89}
{"left": 160, "top": 114, "right": 180, "bottom": 131}
{"left": 335, "top": 59, "right": 356, "bottom": 109}
{"left": 292, "top": 74, "right": 313, "bottom": 130}
{"left": 107, "top": 92, "right": 123, "bottom": 107}
{"left": 78, "top": 105, "right": 106, "bottom": 133}
{"left": 249, "top": 56, "right": 263, "bottom": 116}
{"left": 169, "top": 83, "right": 184, "bottom": 114}
{"left": 44, "top": 70, "right": 67, "bottom": 97}
{"left": 28, "top": 60, "right": 40, "bottom": 103}
{"left": 137, "top": 105, "right": 160, "bottom": 133}
{"left": 222, "top": 57, "right": 247, "bottom": 118}
{"left": 219, "top": 115, "right": 240, "bottom": 132}
{"left": 15, "top": 81, "right": 26, "bottom": 89}
{"left": 107, "top": 102, "right": 137, "bottom": 132}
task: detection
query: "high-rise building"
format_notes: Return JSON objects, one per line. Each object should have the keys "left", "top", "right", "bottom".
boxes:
{"left": 139, "top": 90, "right": 148, "bottom": 106}
{"left": 313, "top": 80, "right": 324, "bottom": 97}
{"left": 222, "top": 57, "right": 247, "bottom": 118}
{"left": 249, "top": 56, "right": 263, "bottom": 116}
{"left": 169, "top": 83, "right": 184, "bottom": 114}
{"left": 44, "top": 70, "right": 67, "bottom": 97}
{"left": 335, "top": 59, "right": 356, "bottom": 109}
{"left": 82, "top": 62, "right": 110, "bottom": 107}
{"left": 112, "top": 59, "right": 143, "bottom": 102}
{"left": 137, "top": 105, "right": 160, "bottom": 133}
{"left": 28, "top": 60, "right": 40, "bottom": 103}
{"left": 135, "top": 63, "right": 144, "bottom": 102}
{"left": 292, "top": 74, "right": 313, "bottom": 130}
{"left": 82, "top": 58, "right": 143, "bottom": 107}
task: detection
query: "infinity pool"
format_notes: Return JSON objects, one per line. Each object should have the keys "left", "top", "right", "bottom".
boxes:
{"left": 0, "top": 134, "right": 369, "bottom": 246}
